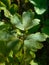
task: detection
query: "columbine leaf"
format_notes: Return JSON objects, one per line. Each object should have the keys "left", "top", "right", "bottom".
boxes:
{"left": 11, "top": 11, "right": 40, "bottom": 30}
{"left": 29, "top": 0, "right": 47, "bottom": 14}
{"left": 22, "top": 11, "right": 34, "bottom": 29}
{"left": 11, "top": 14, "right": 24, "bottom": 30}
{"left": 22, "top": 11, "right": 40, "bottom": 30}
{"left": 27, "top": 19, "right": 40, "bottom": 30}
{"left": 0, "top": 29, "right": 16, "bottom": 41}
{"left": 24, "top": 39, "right": 43, "bottom": 49}
{"left": 34, "top": 6, "right": 46, "bottom": 15}
{"left": 27, "top": 32, "right": 47, "bottom": 41}
{"left": 24, "top": 32, "right": 47, "bottom": 49}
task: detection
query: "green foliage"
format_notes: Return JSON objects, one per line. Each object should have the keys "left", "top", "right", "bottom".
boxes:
{"left": 24, "top": 32, "right": 47, "bottom": 49}
{"left": 29, "top": 0, "right": 47, "bottom": 14}
{"left": 11, "top": 11, "right": 40, "bottom": 30}
{"left": 0, "top": 0, "right": 48, "bottom": 65}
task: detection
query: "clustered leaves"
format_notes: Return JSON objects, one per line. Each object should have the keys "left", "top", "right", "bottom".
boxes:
{"left": 0, "top": 0, "right": 49, "bottom": 65}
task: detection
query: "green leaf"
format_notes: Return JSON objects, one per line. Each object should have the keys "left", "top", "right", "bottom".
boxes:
{"left": 34, "top": 6, "right": 46, "bottom": 15}
{"left": 29, "top": 0, "right": 36, "bottom": 5}
{"left": 27, "top": 32, "right": 47, "bottom": 41}
{"left": 11, "top": 11, "right": 40, "bottom": 30}
{"left": 22, "top": 11, "right": 34, "bottom": 26}
{"left": 22, "top": 11, "right": 40, "bottom": 30}
{"left": 24, "top": 39, "right": 43, "bottom": 49}
{"left": 11, "top": 14, "right": 24, "bottom": 30}
{"left": 0, "top": 29, "right": 15, "bottom": 41}
{"left": 24, "top": 32, "right": 47, "bottom": 49}
{"left": 29, "top": 0, "right": 47, "bottom": 14}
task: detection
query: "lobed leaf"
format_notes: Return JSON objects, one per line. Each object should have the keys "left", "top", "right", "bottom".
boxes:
{"left": 29, "top": 0, "right": 47, "bottom": 14}
{"left": 24, "top": 32, "right": 47, "bottom": 49}
{"left": 11, "top": 11, "right": 40, "bottom": 30}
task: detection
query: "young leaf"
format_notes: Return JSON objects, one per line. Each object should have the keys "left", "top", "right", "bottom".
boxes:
{"left": 11, "top": 14, "right": 24, "bottom": 30}
{"left": 27, "top": 32, "right": 47, "bottom": 42}
{"left": 11, "top": 11, "right": 40, "bottom": 30}
{"left": 34, "top": 6, "right": 46, "bottom": 15}
{"left": 24, "top": 32, "right": 47, "bottom": 49}
{"left": 29, "top": 0, "right": 47, "bottom": 14}
{"left": 22, "top": 11, "right": 40, "bottom": 30}
{"left": 24, "top": 39, "right": 43, "bottom": 49}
